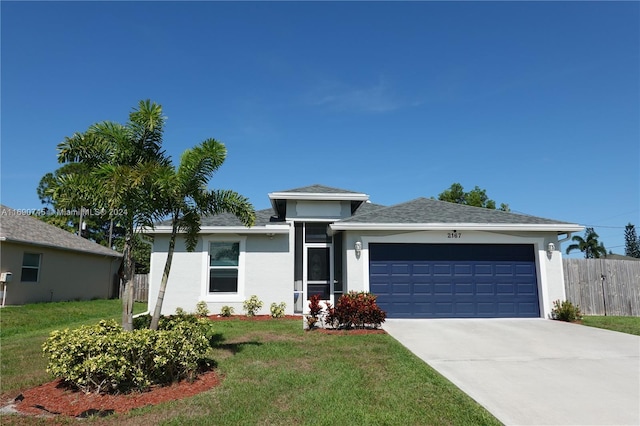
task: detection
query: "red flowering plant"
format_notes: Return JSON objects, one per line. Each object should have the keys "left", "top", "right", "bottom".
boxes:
{"left": 327, "top": 291, "right": 386, "bottom": 329}
{"left": 306, "top": 294, "right": 323, "bottom": 329}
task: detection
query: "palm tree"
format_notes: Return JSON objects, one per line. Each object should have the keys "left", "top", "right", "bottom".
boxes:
{"left": 149, "top": 138, "right": 255, "bottom": 330}
{"left": 53, "top": 100, "right": 169, "bottom": 330}
{"left": 565, "top": 227, "right": 607, "bottom": 259}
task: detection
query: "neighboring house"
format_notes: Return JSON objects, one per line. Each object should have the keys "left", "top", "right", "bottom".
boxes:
{"left": 147, "top": 185, "right": 583, "bottom": 319}
{"left": 0, "top": 205, "right": 122, "bottom": 305}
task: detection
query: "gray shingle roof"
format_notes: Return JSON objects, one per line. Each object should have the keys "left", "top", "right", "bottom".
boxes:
{"left": 339, "top": 198, "right": 576, "bottom": 225}
{"left": 272, "top": 184, "right": 364, "bottom": 195}
{"left": 157, "top": 208, "right": 281, "bottom": 227}
{"left": 0, "top": 205, "right": 123, "bottom": 257}
{"left": 352, "top": 201, "right": 387, "bottom": 216}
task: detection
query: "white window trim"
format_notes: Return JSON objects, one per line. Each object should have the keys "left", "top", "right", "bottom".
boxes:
{"left": 21, "top": 252, "right": 42, "bottom": 283}
{"left": 202, "top": 236, "right": 246, "bottom": 303}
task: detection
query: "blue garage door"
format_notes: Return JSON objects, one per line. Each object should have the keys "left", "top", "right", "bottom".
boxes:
{"left": 369, "top": 244, "right": 540, "bottom": 318}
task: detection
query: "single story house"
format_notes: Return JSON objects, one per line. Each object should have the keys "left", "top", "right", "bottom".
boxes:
{"left": 147, "top": 185, "right": 583, "bottom": 319}
{"left": 0, "top": 205, "right": 122, "bottom": 305}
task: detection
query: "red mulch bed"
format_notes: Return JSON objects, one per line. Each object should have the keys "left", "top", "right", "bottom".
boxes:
{"left": 314, "top": 328, "right": 386, "bottom": 335}
{"left": 207, "top": 314, "right": 300, "bottom": 321}
{"left": 10, "top": 370, "right": 221, "bottom": 419}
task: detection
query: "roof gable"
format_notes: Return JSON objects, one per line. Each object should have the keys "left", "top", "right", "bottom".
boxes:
{"left": 0, "top": 205, "right": 122, "bottom": 257}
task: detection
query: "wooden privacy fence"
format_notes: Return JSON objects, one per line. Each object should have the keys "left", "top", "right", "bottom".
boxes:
{"left": 133, "top": 274, "right": 149, "bottom": 303}
{"left": 563, "top": 259, "right": 640, "bottom": 316}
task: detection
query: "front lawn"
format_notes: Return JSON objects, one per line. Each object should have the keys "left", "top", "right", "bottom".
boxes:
{"left": 581, "top": 316, "right": 640, "bottom": 336}
{"left": 1, "top": 300, "right": 501, "bottom": 425}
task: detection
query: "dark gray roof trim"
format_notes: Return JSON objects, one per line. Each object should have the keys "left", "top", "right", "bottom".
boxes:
{"left": 338, "top": 198, "right": 577, "bottom": 225}
{"left": 155, "top": 208, "right": 282, "bottom": 228}
{"left": 0, "top": 205, "right": 123, "bottom": 257}
{"left": 273, "top": 184, "right": 364, "bottom": 194}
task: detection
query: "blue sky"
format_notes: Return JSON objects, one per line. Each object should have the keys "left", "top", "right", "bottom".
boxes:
{"left": 2, "top": 1, "right": 638, "bottom": 256}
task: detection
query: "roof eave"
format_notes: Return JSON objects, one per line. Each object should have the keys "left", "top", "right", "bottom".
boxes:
{"left": 147, "top": 225, "right": 291, "bottom": 235}
{"left": 268, "top": 192, "right": 369, "bottom": 202}
{"left": 1, "top": 237, "right": 123, "bottom": 258}
{"left": 330, "top": 223, "right": 585, "bottom": 233}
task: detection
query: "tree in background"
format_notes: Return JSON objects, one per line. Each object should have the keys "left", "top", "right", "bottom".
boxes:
{"left": 624, "top": 223, "right": 640, "bottom": 258}
{"left": 149, "top": 138, "right": 255, "bottom": 330}
{"left": 438, "top": 183, "right": 510, "bottom": 211}
{"left": 48, "top": 100, "right": 169, "bottom": 330}
{"left": 37, "top": 163, "right": 124, "bottom": 244}
{"left": 37, "top": 166, "right": 151, "bottom": 273}
{"left": 565, "top": 227, "right": 607, "bottom": 258}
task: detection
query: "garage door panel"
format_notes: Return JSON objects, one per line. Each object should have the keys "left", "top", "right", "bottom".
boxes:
{"left": 474, "top": 264, "right": 493, "bottom": 275}
{"left": 413, "top": 283, "right": 431, "bottom": 294}
{"left": 454, "top": 264, "right": 473, "bottom": 275}
{"left": 412, "top": 263, "right": 431, "bottom": 275}
{"left": 369, "top": 244, "right": 540, "bottom": 318}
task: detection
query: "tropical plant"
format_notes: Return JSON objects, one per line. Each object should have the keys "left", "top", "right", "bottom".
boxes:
{"left": 50, "top": 100, "right": 170, "bottom": 330}
{"left": 565, "top": 227, "right": 607, "bottom": 258}
{"left": 550, "top": 300, "right": 582, "bottom": 322}
{"left": 149, "top": 138, "right": 255, "bottom": 330}
{"left": 219, "top": 306, "right": 234, "bottom": 317}
{"left": 307, "top": 294, "right": 323, "bottom": 328}
{"left": 325, "top": 291, "right": 387, "bottom": 329}
{"left": 195, "top": 301, "right": 210, "bottom": 317}
{"left": 243, "top": 295, "right": 263, "bottom": 317}
{"left": 270, "top": 302, "right": 287, "bottom": 318}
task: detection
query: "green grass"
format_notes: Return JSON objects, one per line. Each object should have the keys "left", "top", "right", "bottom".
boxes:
{"left": 0, "top": 301, "right": 502, "bottom": 425}
{"left": 0, "top": 299, "right": 146, "bottom": 396}
{"left": 581, "top": 316, "right": 640, "bottom": 336}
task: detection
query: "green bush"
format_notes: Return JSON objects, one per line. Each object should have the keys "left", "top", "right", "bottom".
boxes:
{"left": 270, "top": 302, "right": 287, "bottom": 318}
{"left": 195, "top": 301, "right": 210, "bottom": 317}
{"left": 551, "top": 299, "right": 583, "bottom": 322}
{"left": 42, "top": 317, "right": 215, "bottom": 394}
{"left": 220, "top": 305, "right": 234, "bottom": 317}
{"left": 243, "top": 295, "right": 263, "bottom": 317}
{"left": 133, "top": 313, "right": 151, "bottom": 329}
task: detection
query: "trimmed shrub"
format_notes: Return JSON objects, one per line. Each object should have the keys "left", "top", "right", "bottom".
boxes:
{"left": 195, "top": 301, "right": 210, "bottom": 317}
{"left": 270, "top": 302, "right": 287, "bottom": 318}
{"left": 326, "top": 291, "right": 386, "bottom": 329}
{"left": 551, "top": 299, "right": 583, "bottom": 322}
{"left": 243, "top": 295, "right": 263, "bottom": 317}
{"left": 220, "top": 305, "right": 234, "bottom": 317}
{"left": 42, "top": 317, "right": 215, "bottom": 394}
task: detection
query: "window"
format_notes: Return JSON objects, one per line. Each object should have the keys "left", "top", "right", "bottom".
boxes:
{"left": 21, "top": 253, "right": 41, "bottom": 282}
{"left": 209, "top": 242, "right": 240, "bottom": 293}
{"left": 305, "top": 222, "right": 332, "bottom": 243}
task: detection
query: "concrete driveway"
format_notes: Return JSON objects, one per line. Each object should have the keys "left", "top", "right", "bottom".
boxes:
{"left": 383, "top": 319, "right": 640, "bottom": 426}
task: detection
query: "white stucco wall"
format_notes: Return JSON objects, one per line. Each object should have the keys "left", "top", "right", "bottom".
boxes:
{"left": 342, "top": 230, "right": 566, "bottom": 318}
{"left": 148, "top": 232, "right": 294, "bottom": 316}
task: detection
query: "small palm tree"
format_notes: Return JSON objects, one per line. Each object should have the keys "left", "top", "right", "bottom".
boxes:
{"left": 565, "top": 227, "right": 607, "bottom": 258}
{"left": 149, "top": 139, "right": 255, "bottom": 330}
{"left": 53, "top": 100, "right": 169, "bottom": 330}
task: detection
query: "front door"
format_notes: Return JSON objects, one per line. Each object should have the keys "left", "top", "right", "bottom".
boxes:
{"left": 306, "top": 245, "right": 331, "bottom": 300}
